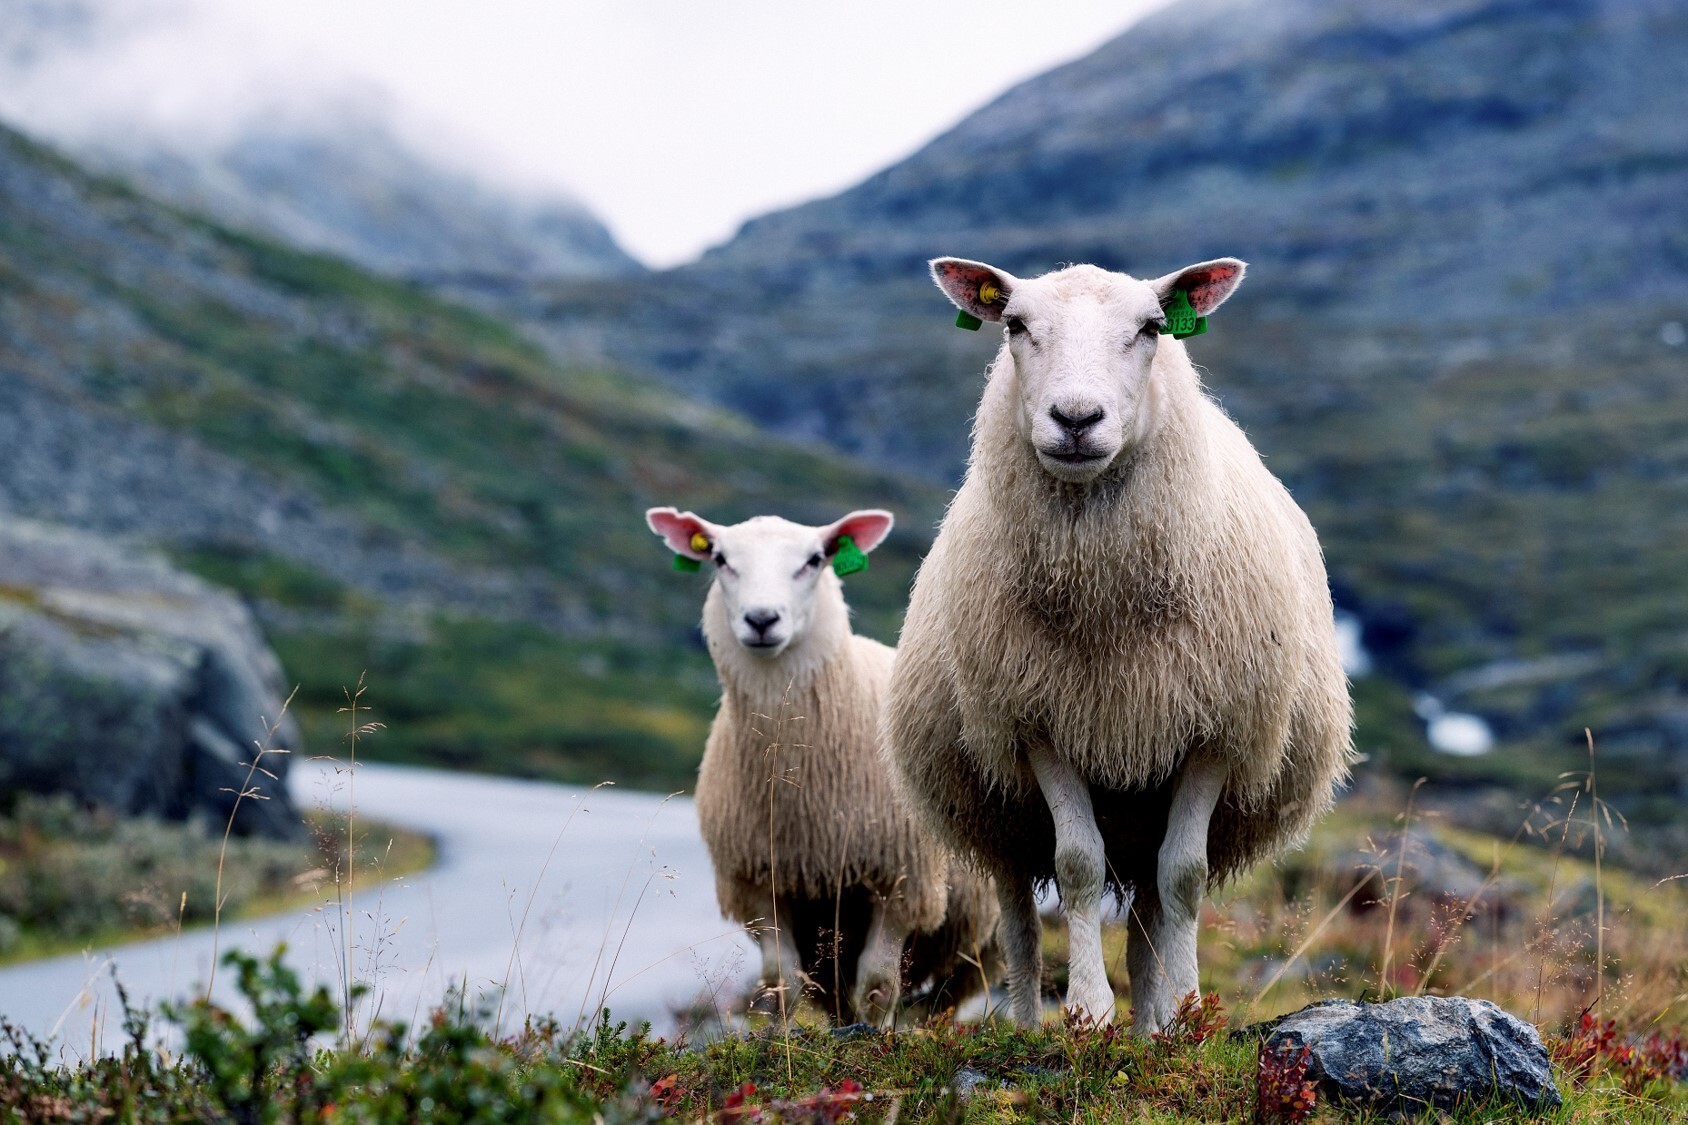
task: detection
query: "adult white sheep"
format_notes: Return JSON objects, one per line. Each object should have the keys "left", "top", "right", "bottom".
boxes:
{"left": 647, "top": 505, "right": 999, "bottom": 1027}
{"left": 885, "top": 257, "right": 1353, "bottom": 1033}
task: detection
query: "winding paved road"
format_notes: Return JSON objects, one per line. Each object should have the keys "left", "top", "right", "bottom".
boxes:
{"left": 0, "top": 761, "right": 754, "bottom": 1058}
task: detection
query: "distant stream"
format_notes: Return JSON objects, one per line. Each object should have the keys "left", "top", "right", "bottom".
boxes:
{"left": 0, "top": 761, "right": 755, "bottom": 1058}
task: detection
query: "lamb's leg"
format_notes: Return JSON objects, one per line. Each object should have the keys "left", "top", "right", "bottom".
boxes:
{"left": 995, "top": 871, "right": 1043, "bottom": 1027}
{"left": 748, "top": 902, "right": 805, "bottom": 1017}
{"left": 1027, "top": 744, "right": 1114, "bottom": 1026}
{"left": 852, "top": 899, "right": 909, "bottom": 1029}
{"left": 1139, "top": 752, "right": 1228, "bottom": 1034}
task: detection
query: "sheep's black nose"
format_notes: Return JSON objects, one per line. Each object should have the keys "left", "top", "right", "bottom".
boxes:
{"left": 744, "top": 609, "right": 781, "bottom": 634}
{"left": 1050, "top": 405, "right": 1105, "bottom": 433}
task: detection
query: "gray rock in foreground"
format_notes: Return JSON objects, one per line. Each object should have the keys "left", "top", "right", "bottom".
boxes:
{"left": 1265, "top": 996, "right": 1561, "bottom": 1114}
{"left": 0, "top": 516, "right": 302, "bottom": 838}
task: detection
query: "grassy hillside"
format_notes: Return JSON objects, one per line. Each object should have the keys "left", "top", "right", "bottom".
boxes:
{"left": 0, "top": 122, "right": 944, "bottom": 789}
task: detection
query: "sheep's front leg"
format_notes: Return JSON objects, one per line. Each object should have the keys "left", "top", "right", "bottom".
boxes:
{"left": 851, "top": 900, "right": 910, "bottom": 1029}
{"left": 747, "top": 905, "right": 805, "bottom": 1017}
{"left": 1137, "top": 752, "right": 1227, "bottom": 1034}
{"left": 995, "top": 871, "right": 1043, "bottom": 1027}
{"left": 1027, "top": 744, "right": 1114, "bottom": 1026}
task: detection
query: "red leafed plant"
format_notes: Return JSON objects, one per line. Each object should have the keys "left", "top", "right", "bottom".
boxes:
{"left": 649, "top": 1073, "right": 685, "bottom": 1115}
{"left": 1153, "top": 991, "right": 1229, "bottom": 1048}
{"left": 1549, "top": 1010, "right": 1688, "bottom": 1096}
{"left": 1255, "top": 1041, "right": 1318, "bottom": 1124}
{"left": 717, "top": 1079, "right": 866, "bottom": 1124}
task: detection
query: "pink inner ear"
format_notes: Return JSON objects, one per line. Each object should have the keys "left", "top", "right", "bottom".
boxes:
{"left": 1181, "top": 264, "right": 1243, "bottom": 315}
{"left": 647, "top": 508, "right": 712, "bottom": 558}
{"left": 829, "top": 510, "right": 894, "bottom": 554}
{"left": 932, "top": 259, "right": 1008, "bottom": 319}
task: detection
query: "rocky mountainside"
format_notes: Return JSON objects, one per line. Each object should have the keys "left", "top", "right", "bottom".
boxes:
{"left": 504, "top": 0, "right": 1688, "bottom": 805}
{"left": 0, "top": 121, "right": 942, "bottom": 790}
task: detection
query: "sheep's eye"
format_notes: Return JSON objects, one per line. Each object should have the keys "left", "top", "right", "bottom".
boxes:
{"left": 713, "top": 553, "right": 728, "bottom": 569}
{"left": 1006, "top": 316, "right": 1028, "bottom": 336}
{"left": 1140, "top": 321, "right": 1165, "bottom": 340}
{"left": 807, "top": 553, "right": 824, "bottom": 570}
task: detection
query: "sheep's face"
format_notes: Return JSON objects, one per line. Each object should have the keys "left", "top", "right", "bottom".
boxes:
{"left": 645, "top": 508, "right": 894, "bottom": 660}
{"left": 931, "top": 257, "right": 1247, "bottom": 485}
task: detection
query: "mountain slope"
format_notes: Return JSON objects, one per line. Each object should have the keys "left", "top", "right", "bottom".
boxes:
{"left": 0, "top": 120, "right": 943, "bottom": 787}
{"left": 89, "top": 108, "right": 646, "bottom": 284}
{"left": 505, "top": 0, "right": 1688, "bottom": 803}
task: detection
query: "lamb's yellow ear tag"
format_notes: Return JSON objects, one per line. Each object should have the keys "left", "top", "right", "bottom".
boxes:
{"left": 673, "top": 530, "right": 710, "bottom": 572}
{"left": 978, "top": 282, "right": 1000, "bottom": 305}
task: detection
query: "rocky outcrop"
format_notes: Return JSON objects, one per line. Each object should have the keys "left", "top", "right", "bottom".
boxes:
{"left": 0, "top": 517, "right": 302, "bottom": 838}
{"left": 1262, "top": 996, "right": 1561, "bottom": 1114}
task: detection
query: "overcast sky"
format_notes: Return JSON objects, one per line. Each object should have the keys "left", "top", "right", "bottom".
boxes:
{"left": 0, "top": 1, "right": 1163, "bottom": 266}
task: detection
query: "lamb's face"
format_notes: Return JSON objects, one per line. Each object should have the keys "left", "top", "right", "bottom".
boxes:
{"left": 704, "top": 517, "right": 832, "bottom": 658}
{"left": 1000, "top": 268, "right": 1167, "bottom": 484}
{"left": 930, "top": 256, "right": 1247, "bottom": 486}
{"left": 644, "top": 507, "right": 894, "bottom": 662}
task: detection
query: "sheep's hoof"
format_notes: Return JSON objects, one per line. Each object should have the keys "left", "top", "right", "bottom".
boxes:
{"left": 853, "top": 982, "right": 898, "bottom": 1029}
{"left": 747, "top": 984, "right": 787, "bottom": 1016}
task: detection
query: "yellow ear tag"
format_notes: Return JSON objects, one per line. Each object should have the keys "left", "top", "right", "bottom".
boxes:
{"left": 978, "top": 282, "right": 1001, "bottom": 305}
{"left": 689, "top": 532, "right": 711, "bottom": 554}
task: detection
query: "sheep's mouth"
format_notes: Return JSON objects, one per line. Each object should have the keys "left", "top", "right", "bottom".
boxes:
{"left": 1043, "top": 450, "right": 1106, "bottom": 465}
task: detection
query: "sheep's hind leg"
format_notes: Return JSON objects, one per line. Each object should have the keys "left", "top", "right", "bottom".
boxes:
{"left": 852, "top": 900, "right": 910, "bottom": 1029}
{"left": 1139, "top": 752, "right": 1227, "bottom": 1034}
{"left": 995, "top": 872, "right": 1042, "bottom": 1027}
{"left": 1027, "top": 745, "right": 1114, "bottom": 1027}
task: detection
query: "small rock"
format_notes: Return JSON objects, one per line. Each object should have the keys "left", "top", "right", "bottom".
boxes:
{"left": 1265, "top": 996, "right": 1561, "bottom": 1113}
{"left": 828, "top": 1022, "right": 878, "bottom": 1041}
{"left": 950, "top": 1067, "right": 990, "bottom": 1096}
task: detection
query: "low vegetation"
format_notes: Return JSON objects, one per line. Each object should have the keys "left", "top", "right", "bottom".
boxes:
{"left": 0, "top": 795, "right": 430, "bottom": 966}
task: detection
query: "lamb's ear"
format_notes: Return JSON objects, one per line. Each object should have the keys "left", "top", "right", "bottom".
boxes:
{"left": 822, "top": 509, "right": 894, "bottom": 556}
{"left": 646, "top": 507, "right": 718, "bottom": 560}
{"left": 1151, "top": 258, "right": 1247, "bottom": 316}
{"left": 930, "top": 258, "right": 1016, "bottom": 322}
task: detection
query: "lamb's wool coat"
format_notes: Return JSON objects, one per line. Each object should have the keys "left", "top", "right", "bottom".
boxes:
{"left": 885, "top": 301, "right": 1353, "bottom": 898}
{"left": 691, "top": 563, "right": 999, "bottom": 1006}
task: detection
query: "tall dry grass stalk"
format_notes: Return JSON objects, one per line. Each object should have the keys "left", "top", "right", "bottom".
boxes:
{"left": 204, "top": 687, "right": 297, "bottom": 1001}
{"left": 332, "top": 673, "right": 383, "bottom": 1045}
{"left": 1377, "top": 777, "right": 1425, "bottom": 997}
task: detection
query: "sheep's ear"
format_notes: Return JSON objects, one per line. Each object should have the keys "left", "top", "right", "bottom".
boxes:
{"left": 1151, "top": 258, "right": 1247, "bottom": 316}
{"left": 646, "top": 507, "right": 718, "bottom": 560}
{"left": 823, "top": 509, "right": 894, "bottom": 556}
{"left": 930, "top": 258, "right": 1016, "bottom": 322}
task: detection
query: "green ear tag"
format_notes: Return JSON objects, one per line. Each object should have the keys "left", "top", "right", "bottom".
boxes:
{"left": 1163, "top": 289, "right": 1208, "bottom": 340}
{"left": 955, "top": 310, "right": 984, "bottom": 331}
{"left": 672, "top": 554, "right": 702, "bottom": 573}
{"left": 831, "top": 534, "right": 869, "bottom": 577}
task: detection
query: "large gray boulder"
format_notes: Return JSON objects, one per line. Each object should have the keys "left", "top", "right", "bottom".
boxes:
{"left": 0, "top": 516, "right": 302, "bottom": 838}
{"left": 1263, "top": 996, "right": 1561, "bottom": 1114}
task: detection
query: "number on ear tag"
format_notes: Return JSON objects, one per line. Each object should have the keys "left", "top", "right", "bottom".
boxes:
{"left": 955, "top": 310, "right": 984, "bottom": 331}
{"left": 1163, "top": 289, "right": 1208, "bottom": 340}
{"left": 831, "top": 535, "right": 869, "bottom": 577}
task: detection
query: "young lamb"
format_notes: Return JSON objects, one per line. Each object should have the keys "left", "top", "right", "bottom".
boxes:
{"left": 884, "top": 257, "right": 1353, "bottom": 1033}
{"left": 647, "top": 506, "right": 1000, "bottom": 1026}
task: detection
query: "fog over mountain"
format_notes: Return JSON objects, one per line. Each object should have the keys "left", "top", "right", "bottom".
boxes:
{"left": 0, "top": 0, "right": 643, "bottom": 283}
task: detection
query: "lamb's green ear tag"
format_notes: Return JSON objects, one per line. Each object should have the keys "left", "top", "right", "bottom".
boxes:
{"left": 831, "top": 534, "right": 869, "bottom": 577}
{"left": 1163, "top": 289, "right": 1208, "bottom": 340}
{"left": 672, "top": 554, "right": 702, "bottom": 573}
{"left": 955, "top": 309, "right": 984, "bottom": 331}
